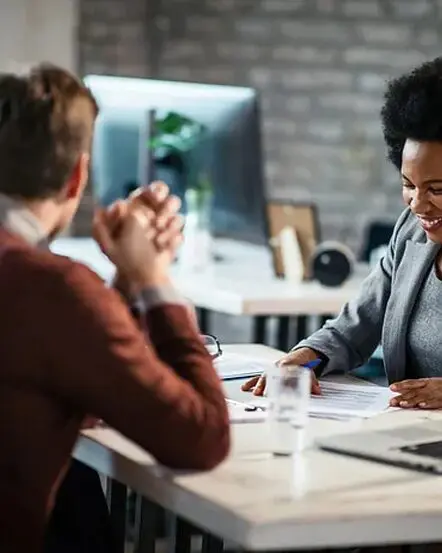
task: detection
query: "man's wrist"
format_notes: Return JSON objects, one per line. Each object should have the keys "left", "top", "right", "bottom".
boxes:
{"left": 141, "top": 281, "right": 187, "bottom": 310}
{"left": 115, "top": 268, "right": 187, "bottom": 313}
{"left": 113, "top": 272, "right": 138, "bottom": 302}
{"left": 136, "top": 276, "right": 172, "bottom": 294}
{"left": 117, "top": 270, "right": 171, "bottom": 296}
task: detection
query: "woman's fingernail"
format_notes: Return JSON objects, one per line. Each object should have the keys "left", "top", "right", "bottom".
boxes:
{"left": 418, "top": 402, "right": 427, "bottom": 408}
{"left": 399, "top": 401, "right": 408, "bottom": 407}
{"left": 390, "top": 384, "right": 397, "bottom": 391}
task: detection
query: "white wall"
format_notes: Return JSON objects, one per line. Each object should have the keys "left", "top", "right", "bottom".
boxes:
{"left": 0, "top": 0, "right": 77, "bottom": 237}
{"left": 0, "top": 0, "right": 77, "bottom": 72}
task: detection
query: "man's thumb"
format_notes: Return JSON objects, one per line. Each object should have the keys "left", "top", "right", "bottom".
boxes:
{"left": 93, "top": 208, "right": 114, "bottom": 256}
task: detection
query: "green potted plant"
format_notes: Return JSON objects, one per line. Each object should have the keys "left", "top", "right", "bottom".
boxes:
{"left": 149, "top": 112, "right": 213, "bottom": 269}
{"left": 148, "top": 111, "right": 213, "bottom": 208}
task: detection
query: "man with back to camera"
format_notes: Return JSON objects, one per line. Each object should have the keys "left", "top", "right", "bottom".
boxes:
{"left": 0, "top": 63, "right": 230, "bottom": 553}
{"left": 45, "top": 183, "right": 186, "bottom": 553}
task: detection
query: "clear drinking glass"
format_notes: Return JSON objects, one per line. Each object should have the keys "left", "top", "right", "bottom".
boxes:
{"left": 266, "top": 363, "right": 311, "bottom": 456}
{"left": 179, "top": 188, "right": 213, "bottom": 272}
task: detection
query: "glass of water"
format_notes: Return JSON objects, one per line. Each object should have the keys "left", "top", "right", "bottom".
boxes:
{"left": 266, "top": 363, "right": 311, "bottom": 456}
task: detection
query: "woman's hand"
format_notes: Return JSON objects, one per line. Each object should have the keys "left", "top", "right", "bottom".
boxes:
{"left": 390, "top": 378, "right": 442, "bottom": 409}
{"left": 241, "top": 347, "right": 322, "bottom": 396}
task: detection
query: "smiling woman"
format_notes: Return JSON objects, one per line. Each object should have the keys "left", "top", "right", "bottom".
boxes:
{"left": 400, "top": 140, "right": 442, "bottom": 238}
{"left": 243, "top": 56, "right": 442, "bottom": 412}
{"left": 382, "top": 58, "right": 442, "bottom": 246}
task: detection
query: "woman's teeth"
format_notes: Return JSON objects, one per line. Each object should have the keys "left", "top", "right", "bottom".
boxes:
{"left": 419, "top": 217, "right": 442, "bottom": 230}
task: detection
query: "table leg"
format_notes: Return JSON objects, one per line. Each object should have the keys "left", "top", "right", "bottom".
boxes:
{"left": 106, "top": 478, "right": 127, "bottom": 553}
{"left": 197, "top": 308, "right": 210, "bottom": 334}
{"left": 133, "top": 496, "right": 158, "bottom": 553}
{"left": 295, "top": 315, "right": 308, "bottom": 343}
{"left": 202, "top": 532, "right": 224, "bottom": 553}
{"left": 253, "top": 315, "right": 268, "bottom": 344}
{"left": 276, "top": 316, "right": 290, "bottom": 351}
{"left": 166, "top": 513, "right": 195, "bottom": 553}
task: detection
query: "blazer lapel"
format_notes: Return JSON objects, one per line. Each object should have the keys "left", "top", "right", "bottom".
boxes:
{"left": 383, "top": 239, "right": 440, "bottom": 383}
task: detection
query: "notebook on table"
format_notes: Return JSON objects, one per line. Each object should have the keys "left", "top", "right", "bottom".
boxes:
{"left": 214, "top": 352, "right": 275, "bottom": 380}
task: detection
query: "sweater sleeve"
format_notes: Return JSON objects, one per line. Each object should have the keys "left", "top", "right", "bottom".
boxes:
{"left": 36, "top": 262, "right": 230, "bottom": 471}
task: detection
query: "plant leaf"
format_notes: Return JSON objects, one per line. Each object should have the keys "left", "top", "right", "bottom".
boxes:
{"left": 149, "top": 111, "right": 207, "bottom": 153}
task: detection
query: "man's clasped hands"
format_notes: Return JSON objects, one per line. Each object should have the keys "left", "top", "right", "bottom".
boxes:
{"left": 93, "top": 181, "right": 182, "bottom": 296}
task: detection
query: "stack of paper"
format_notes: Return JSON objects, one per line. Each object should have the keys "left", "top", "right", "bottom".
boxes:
{"left": 215, "top": 352, "right": 275, "bottom": 380}
{"left": 226, "top": 380, "right": 397, "bottom": 424}
{"left": 309, "top": 381, "right": 397, "bottom": 420}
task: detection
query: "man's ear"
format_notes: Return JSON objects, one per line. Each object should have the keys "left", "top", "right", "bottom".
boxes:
{"left": 65, "top": 152, "right": 90, "bottom": 200}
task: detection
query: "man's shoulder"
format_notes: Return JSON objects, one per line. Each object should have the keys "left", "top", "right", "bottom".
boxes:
{"left": 1, "top": 240, "right": 105, "bottom": 294}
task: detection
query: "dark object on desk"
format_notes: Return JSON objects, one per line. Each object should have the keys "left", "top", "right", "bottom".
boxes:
{"left": 85, "top": 74, "right": 267, "bottom": 246}
{"left": 360, "top": 220, "right": 395, "bottom": 262}
{"left": 267, "top": 201, "right": 320, "bottom": 280}
{"left": 318, "top": 421, "right": 442, "bottom": 474}
{"left": 311, "top": 241, "right": 355, "bottom": 287}
{"left": 244, "top": 405, "right": 266, "bottom": 412}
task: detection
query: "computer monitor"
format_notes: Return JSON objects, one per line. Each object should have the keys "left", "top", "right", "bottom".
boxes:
{"left": 84, "top": 75, "right": 267, "bottom": 245}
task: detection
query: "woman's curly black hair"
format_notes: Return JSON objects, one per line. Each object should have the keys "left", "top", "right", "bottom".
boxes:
{"left": 381, "top": 57, "right": 442, "bottom": 171}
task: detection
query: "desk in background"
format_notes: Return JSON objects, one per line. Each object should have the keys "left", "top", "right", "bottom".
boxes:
{"left": 75, "top": 344, "right": 442, "bottom": 553}
{"left": 51, "top": 237, "right": 369, "bottom": 350}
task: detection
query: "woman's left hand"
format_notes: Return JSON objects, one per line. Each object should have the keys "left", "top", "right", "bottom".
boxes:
{"left": 390, "top": 378, "right": 442, "bottom": 409}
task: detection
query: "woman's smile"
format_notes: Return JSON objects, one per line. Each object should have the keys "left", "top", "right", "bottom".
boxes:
{"left": 417, "top": 215, "right": 442, "bottom": 233}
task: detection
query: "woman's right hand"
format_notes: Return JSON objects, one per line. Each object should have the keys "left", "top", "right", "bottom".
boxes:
{"left": 241, "top": 347, "right": 322, "bottom": 396}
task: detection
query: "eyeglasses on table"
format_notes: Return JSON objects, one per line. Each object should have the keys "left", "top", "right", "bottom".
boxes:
{"left": 201, "top": 334, "right": 222, "bottom": 360}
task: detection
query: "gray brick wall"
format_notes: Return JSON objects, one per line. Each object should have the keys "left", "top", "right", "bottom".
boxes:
{"left": 76, "top": 0, "right": 442, "bottom": 252}
{"left": 74, "top": 0, "right": 154, "bottom": 234}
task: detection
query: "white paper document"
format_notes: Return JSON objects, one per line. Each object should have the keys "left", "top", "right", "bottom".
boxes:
{"left": 227, "top": 380, "right": 397, "bottom": 423}
{"left": 309, "top": 380, "right": 397, "bottom": 419}
{"left": 215, "top": 353, "right": 275, "bottom": 380}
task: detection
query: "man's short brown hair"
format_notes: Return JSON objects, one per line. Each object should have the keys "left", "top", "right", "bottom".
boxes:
{"left": 0, "top": 63, "right": 99, "bottom": 199}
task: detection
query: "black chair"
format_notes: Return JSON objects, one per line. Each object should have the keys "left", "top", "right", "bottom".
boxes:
{"left": 352, "top": 220, "right": 395, "bottom": 384}
{"left": 359, "top": 220, "right": 395, "bottom": 263}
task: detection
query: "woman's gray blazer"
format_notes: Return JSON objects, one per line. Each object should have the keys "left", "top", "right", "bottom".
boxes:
{"left": 297, "top": 208, "right": 441, "bottom": 383}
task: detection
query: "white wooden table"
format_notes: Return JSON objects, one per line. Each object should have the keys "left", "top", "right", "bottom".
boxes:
{"left": 50, "top": 238, "right": 369, "bottom": 349}
{"left": 74, "top": 345, "right": 442, "bottom": 552}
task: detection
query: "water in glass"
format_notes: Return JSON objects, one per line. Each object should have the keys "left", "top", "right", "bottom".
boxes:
{"left": 266, "top": 363, "right": 311, "bottom": 455}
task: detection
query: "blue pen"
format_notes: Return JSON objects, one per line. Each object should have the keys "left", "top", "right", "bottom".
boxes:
{"left": 301, "top": 359, "right": 322, "bottom": 369}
